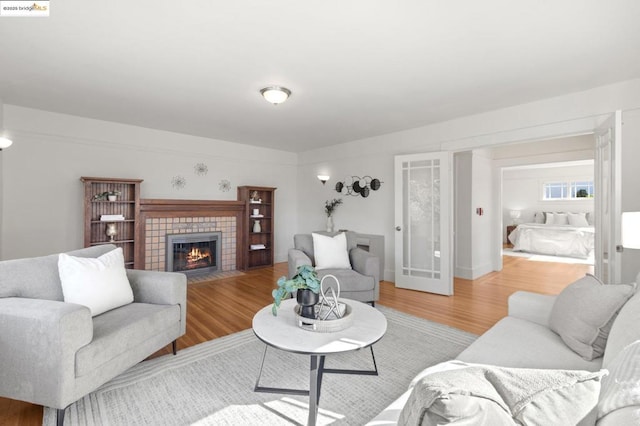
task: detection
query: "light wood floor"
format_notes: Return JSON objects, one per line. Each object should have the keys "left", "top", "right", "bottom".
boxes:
{"left": 0, "top": 256, "right": 591, "bottom": 425}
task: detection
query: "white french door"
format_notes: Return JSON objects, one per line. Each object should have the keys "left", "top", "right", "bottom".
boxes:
{"left": 394, "top": 152, "right": 453, "bottom": 295}
{"left": 594, "top": 111, "right": 622, "bottom": 284}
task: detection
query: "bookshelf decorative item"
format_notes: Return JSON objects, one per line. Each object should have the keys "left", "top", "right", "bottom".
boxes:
{"left": 81, "top": 177, "right": 143, "bottom": 269}
{"left": 237, "top": 186, "right": 276, "bottom": 269}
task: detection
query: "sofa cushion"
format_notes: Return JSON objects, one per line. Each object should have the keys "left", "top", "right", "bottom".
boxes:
{"left": 549, "top": 274, "right": 635, "bottom": 361}
{"left": 457, "top": 316, "right": 602, "bottom": 371}
{"left": 312, "top": 232, "right": 352, "bottom": 270}
{"left": 398, "top": 364, "right": 604, "bottom": 426}
{"left": 58, "top": 247, "right": 134, "bottom": 317}
{"left": 75, "top": 302, "right": 180, "bottom": 377}
{"left": 598, "top": 340, "right": 640, "bottom": 419}
{"left": 603, "top": 272, "right": 640, "bottom": 368}
{"left": 597, "top": 407, "right": 640, "bottom": 426}
{"left": 317, "top": 269, "right": 375, "bottom": 293}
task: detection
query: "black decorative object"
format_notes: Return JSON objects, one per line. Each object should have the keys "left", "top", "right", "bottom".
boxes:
{"left": 296, "top": 289, "right": 319, "bottom": 319}
{"left": 335, "top": 175, "right": 383, "bottom": 198}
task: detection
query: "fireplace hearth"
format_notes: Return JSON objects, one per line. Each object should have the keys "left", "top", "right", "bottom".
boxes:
{"left": 166, "top": 232, "right": 221, "bottom": 276}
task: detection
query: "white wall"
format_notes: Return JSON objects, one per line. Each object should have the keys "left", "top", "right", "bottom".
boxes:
{"left": 621, "top": 109, "right": 640, "bottom": 283}
{"left": 454, "top": 152, "right": 472, "bottom": 278}
{"left": 298, "top": 78, "right": 640, "bottom": 282}
{"left": 1, "top": 105, "right": 298, "bottom": 263}
{"left": 296, "top": 152, "right": 397, "bottom": 281}
{"left": 0, "top": 99, "right": 4, "bottom": 260}
{"left": 454, "top": 151, "right": 494, "bottom": 279}
{"left": 502, "top": 164, "right": 594, "bottom": 240}
{"left": 471, "top": 151, "right": 493, "bottom": 277}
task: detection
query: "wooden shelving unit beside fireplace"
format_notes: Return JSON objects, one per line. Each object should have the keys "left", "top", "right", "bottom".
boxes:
{"left": 237, "top": 186, "right": 276, "bottom": 270}
{"left": 81, "top": 177, "right": 143, "bottom": 269}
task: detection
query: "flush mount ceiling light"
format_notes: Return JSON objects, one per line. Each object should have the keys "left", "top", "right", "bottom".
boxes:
{"left": 260, "top": 86, "right": 291, "bottom": 105}
{"left": 0, "top": 136, "right": 13, "bottom": 151}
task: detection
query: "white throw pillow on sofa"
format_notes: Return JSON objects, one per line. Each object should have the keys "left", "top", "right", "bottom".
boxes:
{"left": 58, "top": 247, "right": 134, "bottom": 316}
{"left": 549, "top": 274, "right": 636, "bottom": 361}
{"left": 312, "top": 232, "right": 352, "bottom": 270}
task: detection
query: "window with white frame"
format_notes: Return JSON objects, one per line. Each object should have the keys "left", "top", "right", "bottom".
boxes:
{"left": 543, "top": 180, "right": 594, "bottom": 200}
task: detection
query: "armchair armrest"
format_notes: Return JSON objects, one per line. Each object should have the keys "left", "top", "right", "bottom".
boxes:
{"left": 288, "top": 248, "right": 312, "bottom": 279}
{"left": 126, "top": 269, "right": 187, "bottom": 335}
{"left": 0, "top": 297, "right": 92, "bottom": 408}
{"left": 350, "top": 248, "right": 380, "bottom": 283}
{"left": 508, "top": 291, "right": 557, "bottom": 327}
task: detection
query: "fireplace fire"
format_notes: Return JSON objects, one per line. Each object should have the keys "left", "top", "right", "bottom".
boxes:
{"left": 166, "top": 232, "right": 221, "bottom": 276}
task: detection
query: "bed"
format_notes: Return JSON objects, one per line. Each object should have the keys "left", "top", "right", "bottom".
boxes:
{"left": 508, "top": 223, "right": 595, "bottom": 259}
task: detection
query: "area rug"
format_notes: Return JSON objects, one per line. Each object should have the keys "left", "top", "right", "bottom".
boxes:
{"left": 44, "top": 306, "right": 476, "bottom": 426}
{"left": 503, "top": 248, "right": 594, "bottom": 265}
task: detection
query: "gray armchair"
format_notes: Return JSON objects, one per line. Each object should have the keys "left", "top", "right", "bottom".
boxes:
{"left": 0, "top": 245, "right": 187, "bottom": 425}
{"left": 288, "top": 232, "right": 380, "bottom": 303}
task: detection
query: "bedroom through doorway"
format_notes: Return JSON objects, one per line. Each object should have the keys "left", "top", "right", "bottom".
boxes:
{"left": 497, "top": 135, "right": 596, "bottom": 267}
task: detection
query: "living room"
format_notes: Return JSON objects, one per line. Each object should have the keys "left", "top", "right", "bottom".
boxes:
{"left": 2, "top": 1, "right": 640, "bottom": 425}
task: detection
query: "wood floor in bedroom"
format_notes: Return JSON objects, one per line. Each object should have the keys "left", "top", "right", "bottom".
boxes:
{"left": 0, "top": 255, "right": 591, "bottom": 426}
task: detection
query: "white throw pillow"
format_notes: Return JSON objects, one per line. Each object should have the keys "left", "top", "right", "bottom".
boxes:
{"left": 58, "top": 247, "right": 134, "bottom": 317}
{"left": 312, "top": 232, "right": 352, "bottom": 270}
{"left": 549, "top": 274, "right": 636, "bottom": 360}
{"left": 568, "top": 212, "right": 590, "bottom": 227}
{"left": 534, "top": 211, "right": 546, "bottom": 224}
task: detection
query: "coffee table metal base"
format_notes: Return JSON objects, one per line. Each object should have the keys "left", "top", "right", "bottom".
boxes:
{"left": 253, "top": 345, "right": 379, "bottom": 426}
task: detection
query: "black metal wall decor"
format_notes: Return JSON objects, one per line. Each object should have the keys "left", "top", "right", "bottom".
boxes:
{"left": 335, "top": 175, "right": 383, "bottom": 198}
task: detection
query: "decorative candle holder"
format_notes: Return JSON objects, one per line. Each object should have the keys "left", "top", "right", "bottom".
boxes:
{"left": 105, "top": 223, "right": 118, "bottom": 242}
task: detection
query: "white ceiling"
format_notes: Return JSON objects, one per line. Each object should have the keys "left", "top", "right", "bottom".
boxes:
{"left": 1, "top": 1, "right": 639, "bottom": 153}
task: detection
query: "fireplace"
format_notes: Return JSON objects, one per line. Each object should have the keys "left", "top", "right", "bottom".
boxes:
{"left": 166, "top": 232, "right": 221, "bottom": 276}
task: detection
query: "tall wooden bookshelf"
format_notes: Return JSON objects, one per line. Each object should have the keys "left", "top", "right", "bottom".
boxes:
{"left": 237, "top": 186, "right": 276, "bottom": 270}
{"left": 81, "top": 177, "right": 143, "bottom": 269}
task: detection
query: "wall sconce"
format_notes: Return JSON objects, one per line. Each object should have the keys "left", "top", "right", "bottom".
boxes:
{"left": 335, "top": 175, "right": 382, "bottom": 198}
{"left": 0, "top": 136, "right": 13, "bottom": 151}
{"left": 317, "top": 175, "right": 330, "bottom": 185}
{"left": 622, "top": 212, "right": 640, "bottom": 250}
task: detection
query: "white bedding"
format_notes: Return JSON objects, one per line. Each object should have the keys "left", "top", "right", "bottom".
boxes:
{"left": 508, "top": 223, "right": 595, "bottom": 259}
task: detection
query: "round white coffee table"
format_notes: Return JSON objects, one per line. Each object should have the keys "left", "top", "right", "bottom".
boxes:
{"left": 252, "top": 298, "right": 387, "bottom": 426}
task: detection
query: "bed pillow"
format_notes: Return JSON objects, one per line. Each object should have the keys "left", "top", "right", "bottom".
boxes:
{"left": 534, "top": 211, "right": 546, "bottom": 224}
{"left": 58, "top": 247, "right": 134, "bottom": 317}
{"left": 554, "top": 212, "right": 569, "bottom": 225}
{"left": 549, "top": 274, "right": 636, "bottom": 360}
{"left": 545, "top": 212, "right": 555, "bottom": 225}
{"left": 312, "top": 232, "right": 352, "bottom": 270}
{"left": 398, "top": 364, "right": 604, "bottom": 426}
{"left": 568, "top": 212, "right": 589, "bottom": 227}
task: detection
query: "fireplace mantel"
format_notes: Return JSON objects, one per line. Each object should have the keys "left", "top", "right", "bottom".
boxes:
{"left": 138, "top": 199, "right": 246, "bottom": 271}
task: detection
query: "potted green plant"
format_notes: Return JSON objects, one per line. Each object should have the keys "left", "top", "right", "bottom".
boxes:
{"left": 92, "top": 190, "right": 122, "bottom": 201}
{"left": 272, "top": 265, "right": 321, "bottom": 317}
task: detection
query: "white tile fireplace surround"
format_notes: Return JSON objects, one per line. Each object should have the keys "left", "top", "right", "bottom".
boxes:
{"left": 144, "top": 217, "right": 236, "bottom": 272}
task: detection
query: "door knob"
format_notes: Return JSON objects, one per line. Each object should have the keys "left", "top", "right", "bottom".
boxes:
{"left": 395, "top": 226, "right": 401, "bottom": 231}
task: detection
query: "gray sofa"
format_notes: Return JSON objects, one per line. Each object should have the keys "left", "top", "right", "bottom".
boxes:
{"left": 369, "top": 276, "right": 640, "bottom": 425}
{"left": 0, "top": 245, "right": 187, "bottom": 425}
{"left": 288, "top": 232, "right": 380, "bottom": 303}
